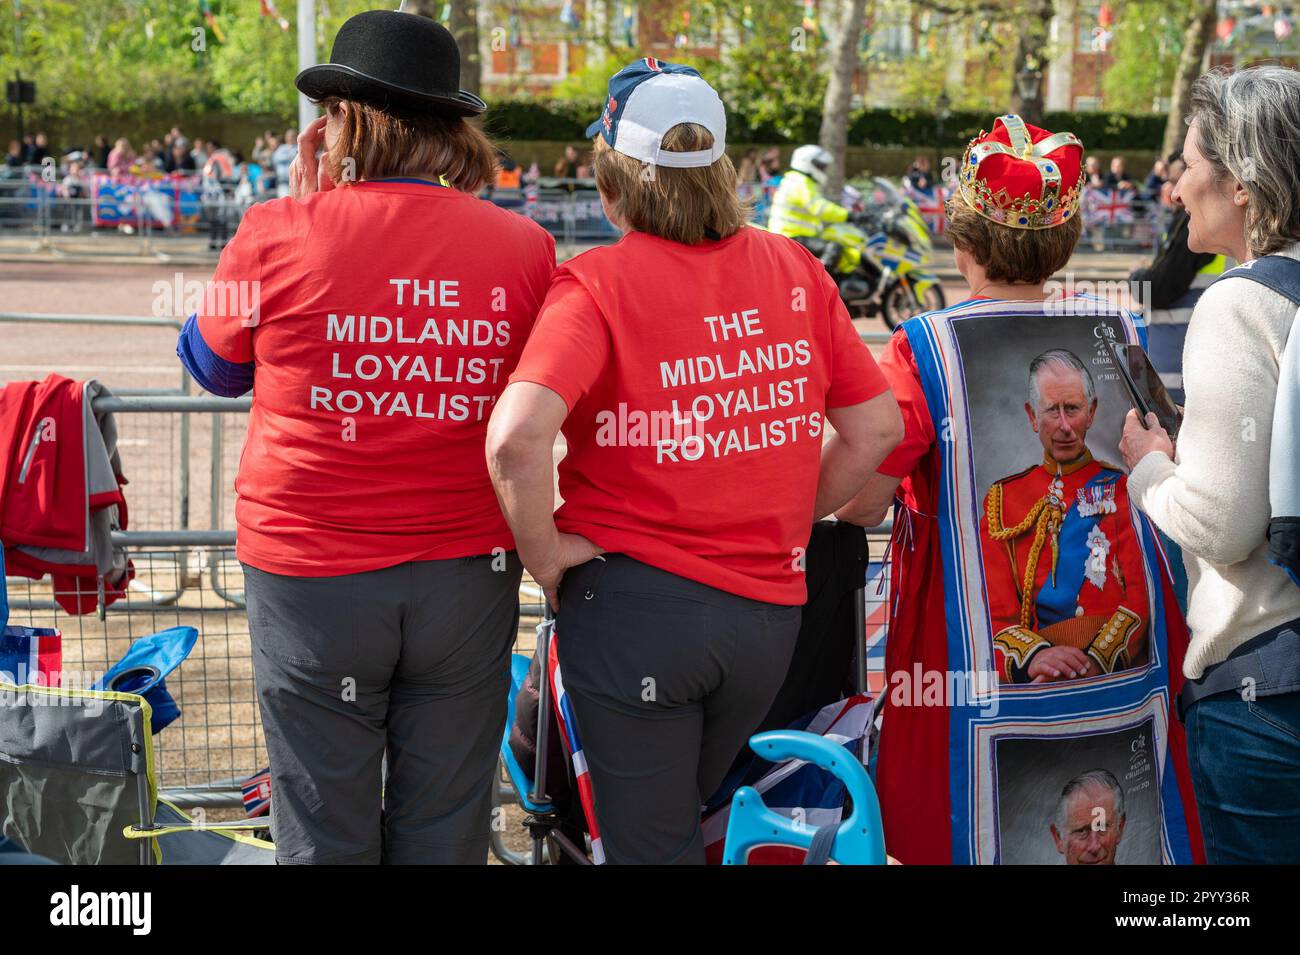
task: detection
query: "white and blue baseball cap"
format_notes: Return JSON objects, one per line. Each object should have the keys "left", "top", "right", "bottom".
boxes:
{"left": 586, "top": 57, "right": 726, "bottom": 168}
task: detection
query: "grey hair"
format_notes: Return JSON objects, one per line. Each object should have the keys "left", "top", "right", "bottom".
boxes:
{"left": 1188, "top": 65, "right": 1300, "bottom": 257}
{"left": 1028, "top": 348, "right": 1094, "bottom": 410}
{"left": 1054, "top": 768, "right": 1125, "bottom": 833}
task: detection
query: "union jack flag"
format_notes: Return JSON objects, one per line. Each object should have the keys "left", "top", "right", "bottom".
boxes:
{"left": 1085, "top": 187, "right": 1135, "bottom": 227}
{"left": 0, "top": 625, "right": 61, "bottom": 687}
{"left": 864, "top": 560, "right": 889, "bottom": 695}
{"left": 903, "top": 181, "right": 948, "bottom": 235}
{"left": 547, "top": 628, "right": 605, "bottom": 864}
{"left": 241, "top": 767, "right": 272, "bottom": 818}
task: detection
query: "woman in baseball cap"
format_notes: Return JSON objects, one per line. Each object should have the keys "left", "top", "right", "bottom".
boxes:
{"left": 177, "top": 10, "right": 556, "bottom": 864}
{"left": 487, "top": 59, "right": 904, "bottom": 864}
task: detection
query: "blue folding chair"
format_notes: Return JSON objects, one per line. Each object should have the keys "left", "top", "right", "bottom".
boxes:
{"left": 494, "top": 613, "right": 591, "bottom": 865}
{"left": 501, "top": 652, "right": 555, "bottom": 821}
{"left": 721, "top": 729, "right": 887, "bottom": 865}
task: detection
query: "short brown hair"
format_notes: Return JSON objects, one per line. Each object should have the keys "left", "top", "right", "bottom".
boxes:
{"left": 320, "top": 97, "right": 497, "bottom": 193}
{"left": 591, "top": 125, "right": 751, "bottom": 244}
{"left": 945, "top": 198, "right": 1081, "bottom": 284}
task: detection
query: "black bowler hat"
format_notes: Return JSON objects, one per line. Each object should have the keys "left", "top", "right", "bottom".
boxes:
{"left": 295, "top": 10, "right": 486, "bottom": 117}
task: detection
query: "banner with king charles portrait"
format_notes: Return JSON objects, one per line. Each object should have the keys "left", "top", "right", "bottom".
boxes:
{"left": 877, "top": 293, "right": 1202, "bottom": 865}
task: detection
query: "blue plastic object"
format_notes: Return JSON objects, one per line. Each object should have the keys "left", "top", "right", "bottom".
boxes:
{"left": 92, "top": 626, "right": 198, "bottom": 732}
{"left": 501, "top": 653, "right": 554, "bottom": 814}
{"left": 721, "top": 729, "right": 887, "bottom": 865}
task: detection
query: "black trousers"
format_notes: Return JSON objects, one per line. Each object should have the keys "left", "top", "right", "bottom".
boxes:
{"left": 556, "top": 555, "right": 800, "bottom": 864}
{"left": 244, "top": 553, "right": 522, "bottom": 864}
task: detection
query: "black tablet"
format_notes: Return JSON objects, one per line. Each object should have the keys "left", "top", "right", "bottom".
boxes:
{"left": 1108, "top": 341, "right": 1183, "bottom": 438}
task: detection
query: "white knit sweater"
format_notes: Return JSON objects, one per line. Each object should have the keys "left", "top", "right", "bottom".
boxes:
{"left": 1129, "top": 241, "right": 1300, "bottom": 679}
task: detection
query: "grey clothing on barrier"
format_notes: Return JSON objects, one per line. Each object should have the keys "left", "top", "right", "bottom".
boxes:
{"left": 243, "top": 552, "right": 522, "bottom": 865}
{"left": 556, "top": 554, "right": 800, "bottom": 865}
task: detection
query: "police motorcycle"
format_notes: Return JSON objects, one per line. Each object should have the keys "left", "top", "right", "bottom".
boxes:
{"left": 767, "top": 145, "right": 945, "bottom": 330}
{"left": 845, "top": 177, "right": 946, "bottom": 329}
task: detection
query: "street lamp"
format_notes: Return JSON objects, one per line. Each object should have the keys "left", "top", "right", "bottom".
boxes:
{"left": 1014, "top": 65, "right": 1043, "bottom": 124}
{"left": 1014, "top": 66, "right": 1043, "bottom": 103}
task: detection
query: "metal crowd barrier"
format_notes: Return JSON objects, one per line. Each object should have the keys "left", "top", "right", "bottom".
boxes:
{"left": 4, "top": 390, "right": 255, "bottom": 808}
{"left": 3, "top": 313, "right": 897, "bottom": 848}
{"left": 1, "top": 167, "right": 1181, "bottom": 258}
{"left": 0, "top": 179, "right": 255, "bottom": 256}
{"left": 1080, "top": 199, "right": 1173, "bottom": 253}
{"left": 0, "top": 313, "right": 199, "bottom": 532}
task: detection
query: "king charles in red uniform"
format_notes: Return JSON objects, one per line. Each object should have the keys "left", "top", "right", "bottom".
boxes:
{"left": 980, "top": 348, "right": 1149, "bottom": 684}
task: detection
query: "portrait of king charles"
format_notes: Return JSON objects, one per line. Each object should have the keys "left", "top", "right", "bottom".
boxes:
{"left": 979, "top": 349, "right": 1150, "bottom": 684}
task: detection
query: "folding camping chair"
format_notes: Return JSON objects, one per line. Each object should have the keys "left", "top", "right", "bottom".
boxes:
{"left": 0, "top": 682, "right": 274, "bottom": 864}
{"left": 720, "top": 729, "right": 887, "bottom": 865}
{"left": 493, "top": 610, "right": 592, "bottom": 865}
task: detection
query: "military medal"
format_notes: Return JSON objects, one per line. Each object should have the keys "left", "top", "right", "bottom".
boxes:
{"left": 1085, "top": 525, "right": 1110, "bottom": 589}
{"left": 1076, "top": 481, "right": 1117, "bottom": 518}
{"left": 1048, "top": 469, "right": 1066, "bottom": 509}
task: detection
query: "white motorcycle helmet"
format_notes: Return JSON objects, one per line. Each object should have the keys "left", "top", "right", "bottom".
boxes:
{"left": 790, "top": 144, "right": 833, "bottom": 186}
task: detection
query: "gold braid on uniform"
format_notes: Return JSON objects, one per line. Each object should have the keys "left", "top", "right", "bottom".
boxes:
{"left": 985, "top": 484, "right": 1067, "bottom": 630}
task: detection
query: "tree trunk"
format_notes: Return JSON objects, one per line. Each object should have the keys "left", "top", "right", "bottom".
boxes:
{"left": 818, "top": 0, "right": 871, "bottom": 198}
{"left": 449, "top": 1, "right": 482, "bottom": 97}
{"left": 1045, "top": 0, "right": 1076, "bottom": 111}
{"left": 405, "top": 1, "right": 481, "bottom": 97}
{"left": 1009, "top": 0, "right": 1054, "bottom": 125}
{"left": 1162, "top": 0, "right": 1217, "bottom": 161}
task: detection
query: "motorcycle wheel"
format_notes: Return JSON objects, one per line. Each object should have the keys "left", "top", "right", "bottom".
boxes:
{"left": 882, "top": 280, "right": 945, "bottom": 330}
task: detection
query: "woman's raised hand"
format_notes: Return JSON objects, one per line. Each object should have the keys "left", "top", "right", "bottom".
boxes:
{"left": 288, "top": 117, "right": 335, "bottom": 201}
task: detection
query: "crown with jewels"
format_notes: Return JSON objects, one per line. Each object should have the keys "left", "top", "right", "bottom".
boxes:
{"left": 955, "top": 114, "right": 1085, "bottom": 230}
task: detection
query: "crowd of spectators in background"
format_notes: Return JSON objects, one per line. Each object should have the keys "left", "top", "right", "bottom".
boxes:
{"left": 4, "top": 126, "right": 301, "bottom": 199}
{"left": 5, "top": 127, "right": 595, "bottom": 202}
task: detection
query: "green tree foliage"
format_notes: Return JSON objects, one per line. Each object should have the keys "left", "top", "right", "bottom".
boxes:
{"left": 0, "top": 0, "right": 214, "bottom": 115}
{"left": 550, "top": 60, "right": 617, "bottom": 103}
{"left": 0, "top": 0, "right": 380, "bottom": 120}
{"left": 699, "top": 0, "right": 829, "bottom": 142}
{"left": 0, "top": 0, "right": 1196, "bottom": 143}
{"left": 1100, "top": 0, "right": 1184, "bottom": 112}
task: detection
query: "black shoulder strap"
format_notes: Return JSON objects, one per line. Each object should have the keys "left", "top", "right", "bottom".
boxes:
{"left": 802, "top": 822, "right": 839, "bottom": 865}
{"left": 1211, "top": 255, "right": 1300, "bottom": 306}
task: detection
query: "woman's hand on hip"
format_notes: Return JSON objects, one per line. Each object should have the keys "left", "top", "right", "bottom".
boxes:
{"left": 529, "top": 534, "right": 604, "bottom": 612}
{"left": 288, "top": 117, "right": 335, "bottom": 201}
{"left": 1120, "top": 409, "right": 1174, "bottom": 471}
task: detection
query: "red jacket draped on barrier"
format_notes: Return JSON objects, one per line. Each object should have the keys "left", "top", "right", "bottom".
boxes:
{"left": 0, "top": 374, "right": 133, "bottom": 614}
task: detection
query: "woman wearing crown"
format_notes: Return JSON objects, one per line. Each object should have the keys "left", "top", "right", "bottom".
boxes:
{"left": 837, "top": 115, "right": 1201, "bottom": 865}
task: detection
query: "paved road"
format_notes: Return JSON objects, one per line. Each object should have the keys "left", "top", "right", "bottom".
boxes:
{"left": 1, "top": 239, "right": 1150, "bottom": 390}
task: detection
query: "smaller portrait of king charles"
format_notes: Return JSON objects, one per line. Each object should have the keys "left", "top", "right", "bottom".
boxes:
{"left": 979, "top": 349, "right": 1150, "bottom": 685}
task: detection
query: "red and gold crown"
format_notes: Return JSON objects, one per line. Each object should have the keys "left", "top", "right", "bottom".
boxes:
{"left": 955, "top": 115, "right": 1085, "bottom": 230}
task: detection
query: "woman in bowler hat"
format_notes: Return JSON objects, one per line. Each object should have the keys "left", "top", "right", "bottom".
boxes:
{"left": 176, "top": 10, "right": 556, "bottom": 864}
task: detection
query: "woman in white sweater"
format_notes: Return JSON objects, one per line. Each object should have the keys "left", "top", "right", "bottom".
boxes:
{"left": 1120, "top": 65, "right": 1300, "bottom": 864}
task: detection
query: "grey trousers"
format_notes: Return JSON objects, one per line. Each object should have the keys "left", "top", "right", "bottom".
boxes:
{"left": 243, "top": 553, "right": 522, "bottom": 864}
{"left": 556, "top": 555, "right": 800, "bottom": 865}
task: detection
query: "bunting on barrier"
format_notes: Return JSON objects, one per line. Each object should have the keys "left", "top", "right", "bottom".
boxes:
{"left": 90, "top": 174, "right": 203, "bottom": 230}
{"left": 900, "top": 181, "right": 1163, "bottom": 241}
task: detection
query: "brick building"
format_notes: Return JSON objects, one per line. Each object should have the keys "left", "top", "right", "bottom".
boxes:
{"left": 477, "top": 0, "right": 1300, "bottom": 107}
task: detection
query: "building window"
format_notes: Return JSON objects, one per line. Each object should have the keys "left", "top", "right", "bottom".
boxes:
{"left": 870, "top": 2, "right": 914, "bottom": 62}
{"left": 1076, "top": 2, "right": 1105, "bottom": 54}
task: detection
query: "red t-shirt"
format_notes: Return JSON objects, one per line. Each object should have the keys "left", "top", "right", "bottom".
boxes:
{"left": 198, "top": 181, "right": 555, "bottom": 575}
{"left": 875, "top": 331, "right": 935, "bottom": 479}
{"left": 510, "top": 227, "right": 889, "bottom": 605}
